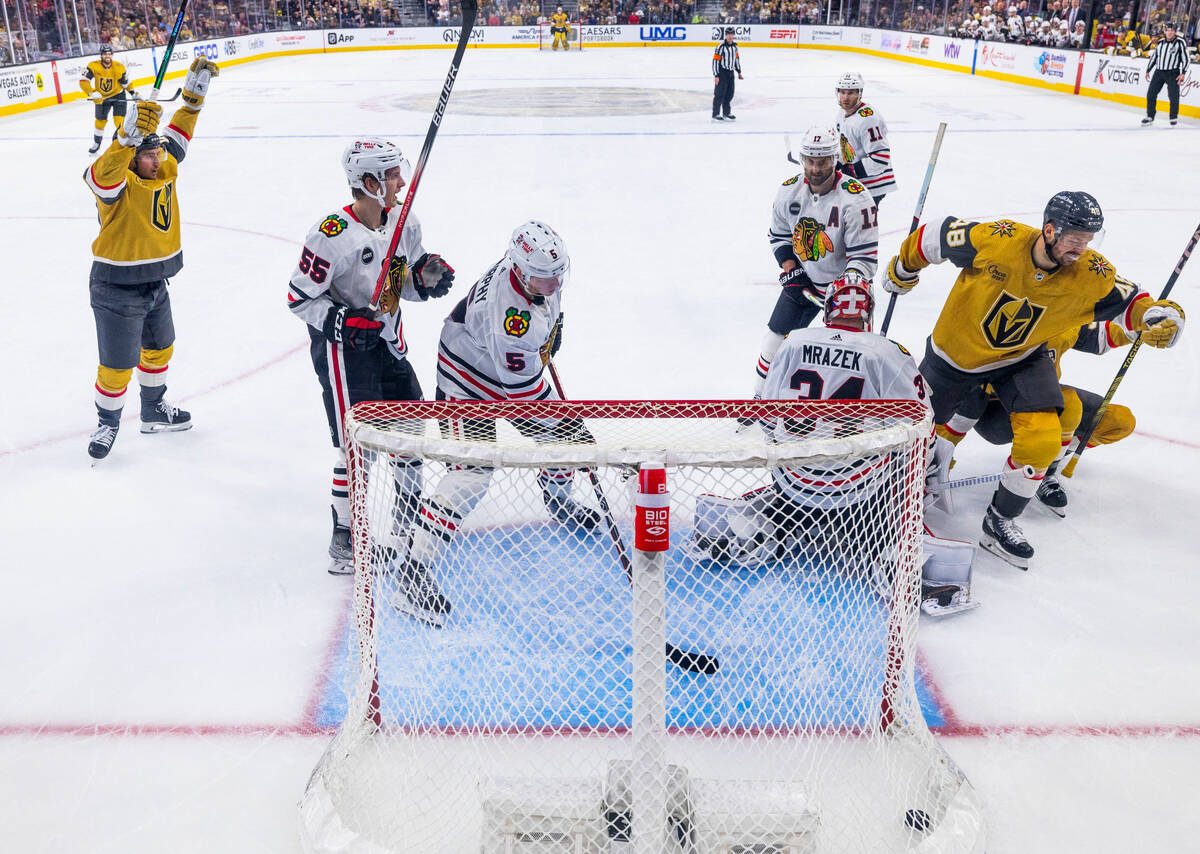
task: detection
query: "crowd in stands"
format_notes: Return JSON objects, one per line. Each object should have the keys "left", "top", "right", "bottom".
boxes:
{"left": 2, "top": 0, "right": 1194, "bottom": 65}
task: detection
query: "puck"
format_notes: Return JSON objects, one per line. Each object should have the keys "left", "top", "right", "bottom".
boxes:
{"left": 905, "top": 809, "right": 932, "bottom": 832}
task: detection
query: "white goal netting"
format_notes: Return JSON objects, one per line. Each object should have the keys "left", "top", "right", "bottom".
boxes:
{"left": 300, "top": 400, "right": 985, "bottom": 854}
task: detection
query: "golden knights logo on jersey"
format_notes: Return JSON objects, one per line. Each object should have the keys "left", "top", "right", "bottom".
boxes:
{"left": 151, "top": 184, "right": 173, "bottom": 232}
{"left": 98, "top": 77, "right": 115, "bottom": 95}
{"left": 1088, "top": 256, "right": 1113, "bottom": 277}
{"left": 989, "top": 220, "right": 1016, "bottom": 238}
{"left": 981, "top": 291, "right": 1046, "bottom": 349}
{"left": 792, "top": 217, "right": 835, "bottom": 262}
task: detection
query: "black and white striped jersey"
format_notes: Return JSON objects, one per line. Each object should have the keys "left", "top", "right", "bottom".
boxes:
{"left": 436, "top": 258, "right": 561, "bottom": 403}
{"left": 712, "top": 41, "right": 741, "bottom": 75}
{"left": 1147, "top": 36, "right": 1190, "bottom": 74}
{"left": 836, "top": 101, "right": 896, "bottom": 196}
{"left": 768, "top": 174, "right": 880, "bottom": 285}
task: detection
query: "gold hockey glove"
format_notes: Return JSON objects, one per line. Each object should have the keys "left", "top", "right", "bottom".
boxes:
{"left": 182, "top": 56, "right": 220, "bottom": 110}
{"left": 882, "top": 255, "right": 919, "bottom": 296}
{"left": 118, "top": 100, "right": 162, "bottom": 147}
{"left": 1140, "top": 299, "right": 1185, "bottom": 349}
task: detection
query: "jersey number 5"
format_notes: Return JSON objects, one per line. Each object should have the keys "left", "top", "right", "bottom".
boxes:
{"left": 298, "top": 248, "right": 330, "bottom": 284}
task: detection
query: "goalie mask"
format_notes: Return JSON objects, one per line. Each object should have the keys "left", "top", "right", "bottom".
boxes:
{"left": 824, "top": 277, "right": 874, "bottom": 331}
{"left": 507, "top": 220, "right": 570, "bottom": 297}
{"left": 342, "top": 137, "right": 412, "bottom": 206}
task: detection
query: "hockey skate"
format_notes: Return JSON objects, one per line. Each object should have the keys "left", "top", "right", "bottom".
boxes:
{"left": 141, "top": 399, "right": 193, "bottom": 433}
{"left": 980, "top": 505, "right": 1033, "bottom": 569}
{"left": 389, "top": 558, "right": 452, "bottom": 627}
{"left": 88, "top": 139, "right": 102, "bottom": 154}
{"left": 544, "top": 491, "right": 600, "bottom": 531}
{"left": 328, "top": 507, "right": 353, "bottom": 576}
{"left": 1035, "top": 476, "right": 1068, "bottom": 518}
{"left": 88, "top": 422, "right": 119, "bottom": 462}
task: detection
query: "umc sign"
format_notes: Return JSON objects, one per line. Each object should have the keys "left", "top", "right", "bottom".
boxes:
{"left": 639, "top": 26, "right": 687, "bottom": 41}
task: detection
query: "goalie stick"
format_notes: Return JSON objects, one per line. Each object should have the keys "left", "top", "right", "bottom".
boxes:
{"left": 546, "top": 362, "right": 720, "bottom": 676}
{"left": 880, "top": 121, "right": 946, "bottom": 335}
{"left": 369, "top": 0, "right": 479, "bottom": 312}
{"left": 1061, "top": 219, "right": 1200, "bottom": 477}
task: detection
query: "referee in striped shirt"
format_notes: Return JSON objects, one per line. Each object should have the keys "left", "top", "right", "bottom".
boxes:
{"left": 712, "top": 28, "right": 743, "bottom": 122}
{"left": 1142, "top": 21, "right": 1190, "bottom": 126}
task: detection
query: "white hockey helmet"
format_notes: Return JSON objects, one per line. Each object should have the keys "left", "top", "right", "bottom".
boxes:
{"left": 835, "top": 71, "right": 865, "bottom": 92}
{"left": 824, "top": 277, "right": 875, "bottom": 331}
{"left": 507, "top": 220, "right": 570, "bottom": 296}
{"left": 798, "top": 125, "right": 840, "bottom": 159}
{"left": 342, "top": 137, "right": 411, "bottom": 205}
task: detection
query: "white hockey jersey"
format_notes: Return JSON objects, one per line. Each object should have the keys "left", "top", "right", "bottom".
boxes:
{"left": 836, "top": 101, "right": 896, "bottom": 198}
{"left": 436, "top": 258, "right": 561, "bottom": 402}
{"left": 287, "top": 205, "right": 427, "bottom": 361}
{"left": 768, "top": 175, "right": 879, "bottom": 287}
{"left": 760, "top": 326, "right": 929, "bottom": 509}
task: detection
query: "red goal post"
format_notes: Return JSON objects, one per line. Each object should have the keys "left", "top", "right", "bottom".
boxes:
{"left": 539, "top": 19, "right": 583, "bottom": 49}
{"left": 300, "top": 398, "right": 985, "bottom": 854}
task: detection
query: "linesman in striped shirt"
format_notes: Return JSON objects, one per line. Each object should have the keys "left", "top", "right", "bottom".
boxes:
{"left": 1142, "top": 21, "right": 1190, "bottom": 126}
{"left": 712, "top": 28, "right": 743, "bottom": 121}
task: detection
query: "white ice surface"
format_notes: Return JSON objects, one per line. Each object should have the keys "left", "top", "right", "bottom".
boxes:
{"left": 0, "top": 45, "right": 1198, "bottom": 853}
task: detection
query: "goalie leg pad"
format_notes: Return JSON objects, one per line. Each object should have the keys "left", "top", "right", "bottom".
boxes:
{"left": 920, "top": 530, "right": 979, "bottom": 617}
{"left": 686, "top": 487, "right": 789, "bottom": 567}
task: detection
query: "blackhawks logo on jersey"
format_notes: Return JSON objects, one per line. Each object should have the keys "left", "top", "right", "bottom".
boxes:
{"left": 839, "top": 133, "right": 855, "bottom": 165}
{"left": 841, "top": 179, "right": 865, "bottom": 195}
{"left": 981, "top": 290, "right": 1046, "bottom": 350}
{"left": 857, "top": 105, "right": 874, "bottom": 117}
{"left": 319, "top": 215, "right": 348, "bottom": 238}
{"left": 792, "top": 217, "right": 835, "bottom": 263}
{"left": 1088, "top": 256, "right": 1113, "bottom": 278}
{"left": 504, "top": 307, "right": 531, "bottom": 337}
{"left": 379, "top": 255, "right": 407, "bottom": 316}
{"left": 782, "top": 175, "right": 799, "bottom": 186}
{"left": 989, "top": 220, "right": 1016, "bottom": 237}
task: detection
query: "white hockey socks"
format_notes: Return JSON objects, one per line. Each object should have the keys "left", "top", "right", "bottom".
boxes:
{"left": 752, "top": 331, "right": 786, "bottom": 398}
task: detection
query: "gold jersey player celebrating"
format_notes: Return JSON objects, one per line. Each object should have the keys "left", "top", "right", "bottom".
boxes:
{"left": 550, "top": 6, "right": 570, "bottom": 50}
{"left": 883, "top": 191, "right": 1185, "bottom": 567}
{"left": 82, "top": 57, "right": 219, "bottom": 462}
{"left": 80, "top": 46, "right": 137, "bottom": 154}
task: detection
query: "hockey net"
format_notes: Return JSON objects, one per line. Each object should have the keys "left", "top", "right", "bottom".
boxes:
{"left": 539, "top": 20, "right": 583, "bottom": 50}
{"left": 300, "top": 400, "right": 985, "bottom": 854}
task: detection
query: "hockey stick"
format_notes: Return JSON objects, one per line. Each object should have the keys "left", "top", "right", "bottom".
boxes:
{"left": 926, "top": 465, "right": 1035, "bottom": 492}
{"left": 369, "top": 0, "right": 478, "bottom": 311}
{"left": 148, "top": 0, "right": 191, "bottom": 101}
{"left": 131, "top": 87, "right": 181, "bottom": 103}
{"left": 1061, "top": 220, "right": 1200, "bottom": 478}
{"left": 879, "top": 121, "right": 947, "bottom": 336}
{"left": 546, "top": 362, "right": 720, "bottom": 676}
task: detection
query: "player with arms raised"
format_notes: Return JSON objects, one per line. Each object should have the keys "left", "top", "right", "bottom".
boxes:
{"left": 288, "top": 138, "right": 456, "bottom": 575}
{"left": 834, "top": 72, "right": 895, "bottom": 206}
{"left": 751, "top": 125, "right": 879, "bottom": 403}
{"left": 394, "top": 221, "right": 600, "bottom": 626}
{"left": 884, "top": 191, "right": 1185, "bottom": 567}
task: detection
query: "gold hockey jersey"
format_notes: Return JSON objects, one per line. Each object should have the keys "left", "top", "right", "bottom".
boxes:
{"left": 552, "top": 11, "right": 569, "bottom": 28}
{"left": 898, "top": 216, "right": 1150, "bottom": 372}
{"left": 81, "top": 60, "right": 130, "bottom": 99}
{"left": 83, "top": 106, "right": 200, "bottom": 284}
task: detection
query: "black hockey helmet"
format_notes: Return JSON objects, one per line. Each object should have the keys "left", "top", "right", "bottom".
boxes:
{"left": 100, "top": 46, "right": 113, "bottom": 56}
{"left": 1043, "top": 191, "right": 1104, "bottom": 234}
{"left": 725, "top": 26, "right": 736, "bottom": 35}
{"left": 136, "top": 133, "right": 164, "bottom": 153}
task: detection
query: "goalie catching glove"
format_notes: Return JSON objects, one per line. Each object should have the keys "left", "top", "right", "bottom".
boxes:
{"left": 181, "top": 56, "right": 219, "bottom": 110}
{"left": 118, "top": 100, "right": 161, "bottom": 148}
{"left": 1138, "top": 299, "right": 1185, "bottom": 348}
{"left": 323, "top": 305, "right": 383, "bottom": 350}
{"left": 412, "top": 253, "right": 455, "bottom": 300}
{"left": 882, "top": 255, "right": 919, "bottom": 295}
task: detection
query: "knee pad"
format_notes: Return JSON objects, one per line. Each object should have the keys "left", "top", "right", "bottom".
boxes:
{"left": 1009, "top": 410, "right": 1061, "bottom": 470}
{"left": 1059, "top": 388, "right": 1083, "bottom": 438}
{"left": 96, "top": 364, "right": 133, "bottom": 395}
{"left": 1092, "top": 404, "right": 1135, "bottom": 445}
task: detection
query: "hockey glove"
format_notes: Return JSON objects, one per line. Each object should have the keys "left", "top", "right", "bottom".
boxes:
{"left": 882, "top": 255, "right": 919, "bottom": 295}
{"left": 540, "top": 313, "right": 563, "bottom": 367}
{"left": 118, "top": 100, "right": 162, "bottom": 148}
{"left": 411, "top": 253, "right": 455, "bottom": 300}
{"left": 779, "top": 267, "right": 824, "bottom": 308}
{"left": 323, "top": 305, "right": 383, "bottom": 350}
{"left": 1139, "top": 299, "right": 1185, "bottom": 348}
{"left": 181, "top": 56, "right": 219, "bottom": 110}
{"left": 549, "top": 417, "right": 596, "bottom": 445}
